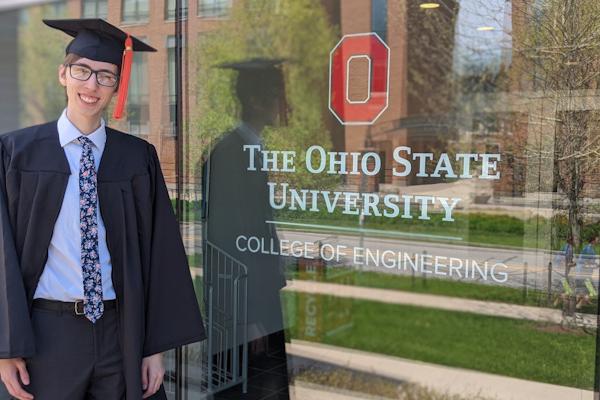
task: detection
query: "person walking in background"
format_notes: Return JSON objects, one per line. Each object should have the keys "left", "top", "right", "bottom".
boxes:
{"left": 574, "top": 235, "right": 599, "bottom": 309}
{"left": 554, "top": 236, "right": 575, "bottom": 279}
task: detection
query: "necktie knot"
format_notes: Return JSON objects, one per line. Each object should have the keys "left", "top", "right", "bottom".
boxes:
{"left": 77, "top": 135, "right": 93, "bottom": 148}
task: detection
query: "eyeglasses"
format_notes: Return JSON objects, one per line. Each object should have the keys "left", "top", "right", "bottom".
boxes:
{"left": 66, "top": 63, "right": 120, "bottom": 87}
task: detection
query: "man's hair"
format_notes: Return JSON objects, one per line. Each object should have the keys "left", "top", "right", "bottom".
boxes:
{"left": 236, "top": 70, "right": 284, "bottom": 121}
{"left": 63, "top": 53, "right": 82, "bottom": 66}
{"left": 61, "top": 54, "right": 82, "bottom": 103}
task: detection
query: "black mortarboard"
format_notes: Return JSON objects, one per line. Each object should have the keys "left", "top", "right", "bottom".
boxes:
{"left": 218, "top": 58, "right": 287, "bottom": 123}
{"left": 217, "top": 58, "right": 285, "bottom": 71}
{"left": 217, "top": 58, "right": 285, "bottom": 97}
{"left": 43, "top": 18, "right": 157, "bottom": 119}
{"left": 43, "top": 18, "right": 156, "bottom": 67}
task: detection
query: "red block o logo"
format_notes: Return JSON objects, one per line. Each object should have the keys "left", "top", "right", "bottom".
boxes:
{"left": 329, "top": 33, "right": 390, "bottom": 125}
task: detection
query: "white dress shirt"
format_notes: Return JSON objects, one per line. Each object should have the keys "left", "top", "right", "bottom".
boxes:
{"left": 237, "top": 122, "right": 265, "bottom": 168}
{"left": 34, "top": 109, "right": 116, "bottom": 301}
{"left": 237, "top": 122, "right": 262, "bottom": 148}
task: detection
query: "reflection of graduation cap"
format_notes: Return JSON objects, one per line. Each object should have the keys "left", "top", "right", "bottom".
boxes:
{"left": 43, "top": 18, "right": 157, "bottom": 120}
{"left": 217, "top": 58, "right": 285, "bottom": 71}
{"left": 218, "top": 58, "right": 287, "bottom": 124}
{"left": 217, "top": 58, "right": 285, "bottom": 100}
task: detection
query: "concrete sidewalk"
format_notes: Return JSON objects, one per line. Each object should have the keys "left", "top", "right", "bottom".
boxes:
{"left": 287, "top": 340, "right": 595, "bottom": 400}
{"left": 290, "top": 383, "right": 378, "bottom": 400}
{"left": 284, "top": 280, "right": 597, "bottom": 327}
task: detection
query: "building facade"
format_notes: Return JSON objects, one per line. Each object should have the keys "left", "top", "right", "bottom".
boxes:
{"left": 2, "top": 0, "right": 600, "bottom": 399}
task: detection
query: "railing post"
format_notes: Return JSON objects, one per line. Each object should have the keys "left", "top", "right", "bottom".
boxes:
{"left": 522, "top": 261, "right": 528, "bottom": 302}
{"left": 547, "top": 261, "right": 553, "bottom": 304}
{"left": 422, "top": 249, "right": 428, "bottom": 288}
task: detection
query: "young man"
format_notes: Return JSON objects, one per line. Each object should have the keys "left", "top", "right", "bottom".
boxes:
{"left": 0, "top": 19, "right": 205, "bottom": 399}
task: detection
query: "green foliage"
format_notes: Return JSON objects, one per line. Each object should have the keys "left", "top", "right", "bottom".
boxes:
{"left": 276, "top": 207, "right": 525, "bottom": 235}
{"left": 552, "top": 213, "right": 600, "bottom": 250}
{"left": 189, "top": 0, "right": 340, "bottom": 189}
{"left": 18, "top": 5, "right": 70, "bottom": 125}
{"left": 171, "top": 199, "right": 203, "bottom": 229}
{"left": 275, "top": 206, "right": 599, "bottom": 250}
{"left": 177, "top": 191, "right": 596, "bottom": 250}
{"left": 289, "top": 268, "right": 598, "bottom": 314}
{"left": 516, "top": 0, "right": 600, "bottom": 249}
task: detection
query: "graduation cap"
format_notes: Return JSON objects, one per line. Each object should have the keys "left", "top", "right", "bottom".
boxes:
{"left": 218, "top": 58, "right": 287, "bottom": 124}
{"left": 217, "top": 58, "right": 285, "bottom": 71}
{"left": 217, "top": 58, "right": 286, "bottom": 99}
{"left": 43, "top": 18, "right": 157, "bottom": 120}
{"left": 217, "top": 58, "right": 285, "bottom": 85}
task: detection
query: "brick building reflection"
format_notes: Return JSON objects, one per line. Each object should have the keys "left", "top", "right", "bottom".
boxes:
{"left": 4, "top": 0, "right": 600, "bottom": 205}
{"left": 327, "top": 0, "right": 459, "bottom": 194}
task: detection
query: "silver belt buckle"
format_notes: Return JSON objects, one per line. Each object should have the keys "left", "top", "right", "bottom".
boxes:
{"left": 74, "top": 300, "right": 85, "bottom": 315}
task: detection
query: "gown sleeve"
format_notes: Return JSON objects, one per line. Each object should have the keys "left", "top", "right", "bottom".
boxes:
{"left": 142, "top": 144, "right": 206, "bottom": 357}
{"left": 0, "top": 138, "right": 36, "bottom": 359}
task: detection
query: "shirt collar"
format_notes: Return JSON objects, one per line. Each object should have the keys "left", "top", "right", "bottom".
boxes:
{"left": 57, "top": 108, "right": 106, "bottom": 152}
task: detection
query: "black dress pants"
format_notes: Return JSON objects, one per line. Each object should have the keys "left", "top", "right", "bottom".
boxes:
{"left": 21, "top": 304, "right": 125, "bottom": 400}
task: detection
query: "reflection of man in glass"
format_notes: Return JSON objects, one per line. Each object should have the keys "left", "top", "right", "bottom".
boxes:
{"left": 202, "top": 59, "right": 289, "bottom": 397}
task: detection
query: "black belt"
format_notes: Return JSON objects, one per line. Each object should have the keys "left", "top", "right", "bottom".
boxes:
{"left": 33, "top": 298, "right": 118, "bottom": 316}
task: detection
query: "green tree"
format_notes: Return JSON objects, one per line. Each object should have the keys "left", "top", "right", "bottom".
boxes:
{"left": 18, "top": 3, "right": 70, "bottom": 126}
{"left": 513, "top": 0, "right": 600, "bottom": 249}
{"left": 189, "top": 0, "right": 339, "bottom": 189}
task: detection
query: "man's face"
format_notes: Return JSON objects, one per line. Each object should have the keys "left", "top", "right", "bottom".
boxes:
{"left": 58, "top": 57, "right": 118, "bottom": 120}
{"left": 251, "top": 94, "right": 280, "bottom": 128}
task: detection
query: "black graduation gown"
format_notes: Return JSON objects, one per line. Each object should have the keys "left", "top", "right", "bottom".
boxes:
{"left": 0, "top": 121, "right": 206, "bottom": 399}
{"left": 202, "top": 129, "right": 285, "bottom": 343}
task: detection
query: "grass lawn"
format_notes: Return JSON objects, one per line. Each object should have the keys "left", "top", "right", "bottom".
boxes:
{"left": 278, "top": 219, "right": 535, "bottom": 248}
{"left": 285, "top": 292, "right": 597, "bottom": 390}
{"left": 290, "top": 268, "right": 599, "bottom": 314}
{"left": 192, "top": 249, "right": 598, "bottom": 314}
{"left": 274, "top": 208, "right": 551, "bottom": 250}
{"left": 177, "top": 199, "right": 600, "bottom": 252}
{"left": 178, "top": 199, "right": 550, "bottom": 250}
{"left": 278, "top": 217, "right": 532, "bottom": 249}
{"left": 188, "top": 253, "right": 597, "bottom": 389}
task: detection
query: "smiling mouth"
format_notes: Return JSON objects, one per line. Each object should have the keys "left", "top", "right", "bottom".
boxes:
{"left": 79, "top": 93, "right": 100, "bottom": 105}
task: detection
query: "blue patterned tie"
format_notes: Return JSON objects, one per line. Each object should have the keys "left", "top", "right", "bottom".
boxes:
{"left": 78, "top": 136, "right": 103, "bottom": 323}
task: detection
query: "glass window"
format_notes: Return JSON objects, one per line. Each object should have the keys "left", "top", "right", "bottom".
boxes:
{"left": 181, "top": 0, "right": 600, "bottom": 398}
{"left": 165, "top": 0, "right": 188, "bottom": 20}
{"left": 122, "top": 0, "right": 148, "bottom": 23}
{"left": 44, "top": 0, "right": 67, "bottom": 17}
{"left": 371, "top": 0, "right": 387, "bottom": 41}
{"left": 166, "top": 35, "right": 177, "bottom": 136}
{"left": 4, "top": 0, "right": 600, "bottom": 399}
{"left": 198, "top": 0, "right": 230, "bottom": 18}
{"left": 127, "top": 49, "right": 150, "bottom": 136}
{"left": 82, "top": 0, "right": 107, "bottom": 19}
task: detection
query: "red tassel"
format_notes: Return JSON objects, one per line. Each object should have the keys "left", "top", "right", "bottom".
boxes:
{"left": 113, "top": 34, "right": 134, "bottom": 120}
